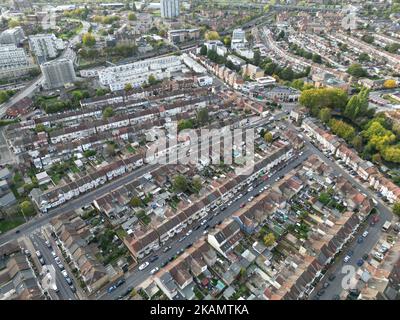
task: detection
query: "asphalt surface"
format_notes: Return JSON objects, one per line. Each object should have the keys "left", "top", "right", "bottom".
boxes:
{"left": 291, "top": 124, "right": 393, "bottom": 300}
{"left": 96, "top": 147, "right": 312, "bottom": 300}
{"left": 31, "top": 233, "right": 77, "bottom": 300}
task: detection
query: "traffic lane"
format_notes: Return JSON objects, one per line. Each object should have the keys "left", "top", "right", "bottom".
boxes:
{"left": 0, "top": 163, "right": 159, "bottom": 246}
{"left": 33, "top": 234, "right": 77, "bottom": 300}
{"left": 317, "top": 220, "right": 384, "bottom": 300}
{"left": 100, "top": 148, "right": 312, "bottom": 300}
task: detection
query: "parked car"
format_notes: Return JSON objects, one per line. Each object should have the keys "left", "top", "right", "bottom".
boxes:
{"left": 45, "top": 241, "right": 51, "bottom": 248}
{"left": 163, "top": 246, "right": 171, "bottom": 253}
{"left": 65, "top": 277, "right": 73, "bottom": 285}
{"left": 362, "top": 231, "right": 369, "bottom": 238}
{"left": 69, "top": 285, "right": 76, "bottom": 293}
{"left": 356, "top": 259, "right": 364, "bottom": 267}
{"left": 149, "top": 256, "right": 158, "bottom": 263}
{"left": 357, "top": 237, "right": 364, "bottom": 244}
{"left": 328, "top": 274, "right": 336, "bottom": 281}
{"left": 323, "top": 282, "right": 330, "bottom": 289}
{"left": 61, "top": 270, "right": 68, "bottom": 278}
{"left": 343, "top": 255, "right": 351, "bottom": 263}
{"left": 116, "top": 279, "right": 125, "bottom": 287}
{"left": 138, "top": 262, "right": 149, "bottom": 271}
{"left": 108, "top": 285, "right": 117, "bottom": 294}
{"left": 150, "top": 267, "right": 159, "bottom": 275}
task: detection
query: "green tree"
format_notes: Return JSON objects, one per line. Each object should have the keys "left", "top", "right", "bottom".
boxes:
{"left": 192, "top": 177, "right": 202, "bottom": 194}
{"left": 263, "top": 233, "right": 275, "bottom": 247}
{"left": 128, "top": 12, "right": 137, "bottom": 21}
{"left": 130, "top": 196, "right": 142, "bottom": 207}
{"left": 196, "top": 108, "right": 209, "bottom": 125}
{"left": 20, "top": 200, "right": 35, "bottom": 217}
{"left": 173, "top": 175, "right": 188, "bottom": 193}
{"left": 351, "top": 135, "right": 363, "bottom": 152}
{"left": 319, "top": 107, "right": 332, "bottom": 123}
{"left": 35, "top": 124, "right": 46, "bottom": 133}
{"left": 223, "top": 36, "right": 231, "bottom": 46}
{"left": 82, "top": 32, "right": 96, "bottom": 47}
{"left": 102, "top": 107, "right": 114, "bottom": 118}
{"left": 205, "top": 31, "right": 220, "bottom": 40}
{"left": 393, "top": 202, "right": 400, "bottom": 216}
{"left": 253, "top": 50, "right": 261, "bottom": 66}
{"left": 148, "top": 74, "right": 157, "bottom": 85}
{"left": 8, "top": 19, "right": 20, "bottom": 28}
{"left": 347, "top": 63, "right": 368, "bottom": 78}
{"left": 177, "top": 119, "right": 194, "bottom": 131}
{"left": 200, "top": 45, "right": 207, "bottom": 56}
{"left": 124, "top": 83, "right": 133, "bottom": 92}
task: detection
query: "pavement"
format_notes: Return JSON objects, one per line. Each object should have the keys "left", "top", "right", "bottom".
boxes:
{"left": 288, "top": 122, "right": 394, "bottom": 300}
{"left": 96, "top": 147, "right": 313, "bottom": 300}
{"left": 30, "top": 232, "right": 77, "bottom": 300}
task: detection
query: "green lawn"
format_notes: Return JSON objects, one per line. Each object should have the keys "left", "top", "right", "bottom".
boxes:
{"left": 0, "top": 218, "right": 24, "bottom": 233}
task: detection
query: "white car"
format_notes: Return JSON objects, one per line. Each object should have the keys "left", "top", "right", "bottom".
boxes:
{"left": 248, "top": 196, "right": 254, "bottom": 202}
{"left": 362, "top": 231, "right": 369, "bottom": 238}
{"left": 343, "top": 255, "right": 351, "bottom": 263}
{"left": 61, "top": 270, "right": 68, "bottom": 278}
{"left": 139, "top": 262, "right": 149, "bottom": 271}
{"left": 55, "top": 257, "right": 61, "bottom": 264}
{"left": 150, "top": 267, "right": 159, "bottom": 275}
{"left": 51, "top": 251, "right": 57, "bottom": 258}
{"left": 203, "top": 230, "right": 208, "bottom": 235}
{"left": 186, "top": 230, "right": 193, "bottom": 236}
{"left": 374, "top": 252, "right": 384, "bottom": 261}
{"left": 200, "top": 220, "right": 207, "bottom": 226}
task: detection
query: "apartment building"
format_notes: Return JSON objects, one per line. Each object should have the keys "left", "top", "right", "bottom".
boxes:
{"left": 231, "top": 28, "right": 246, "bottom": 50}
{"left": 40, "top": 58, "right": 77, "bottom": 89}
{"left": 0, "top": 44, "right": 34, "bottom": 80}
{"left": 160, "top": 0, "right": 180, "bottom": 19}
{"left": 28, "top": 34, "right": 65, "bottom": 62}
{"left": 0, "top": 27, "right": 25, "bottom": 45}
{"left": 98, "top": 55, "right": 183, "bottom": 91}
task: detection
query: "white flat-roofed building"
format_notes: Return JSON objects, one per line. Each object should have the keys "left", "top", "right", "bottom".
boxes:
{"left": 231, "top": 28, "right": 246, "bottom": 50}
{"left": 98, "top": 55, "right": 183, "bottom": 91}
{"left": 28, "top": 34, "right": 65, "bottom": 62}
{"left": 0, "top": 44, "right": 34, "bottom": 79}
{"left": 256, "top": 76, "right": 276, "bottom": 86}
{"left": 0, "top": 27, "right": 25, "bottom": 45}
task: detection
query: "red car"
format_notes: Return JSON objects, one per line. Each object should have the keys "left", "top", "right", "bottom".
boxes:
{"left": 370, "top": 215, "right": 380, "bottom": 226}
{"left": 240, "top": 203, "right": 246, "bottom": 208}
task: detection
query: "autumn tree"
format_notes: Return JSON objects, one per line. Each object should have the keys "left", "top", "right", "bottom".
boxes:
{"left": 393, "top": 202, "right": 400, "bottom": 216}
{"left": 383, "top": 79, "right": 397, "bottom": 89}
{"left": 20, "top": 201, "right": 35, "bottom": 217}
{"left": 319, "top": 107, "right": 332, "bottom": 123}
{"left": 82, "top": 32, "right": 96, "bottom": 47}
{"left": 264, "top": 132, "right": 273, "bottom": 143}
{"left": 205, "top": 31, "right": 220, "bottom": 41}
{"left": 263, "top": 232, "right": 275, "bottom": 247}
{"left": 130, "top": 196, "right": 142, "bottom": 207}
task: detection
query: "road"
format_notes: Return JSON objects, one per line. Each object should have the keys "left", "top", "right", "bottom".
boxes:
{"left": 289, "top": 122, "right": 394, "bottom": 300}
{"left": 0, "top": 20, "right": 90, "bottom": 117}
{"left": 31, "top": 233, "right": 77, "bottom": 300}
{"left": 97, "top": 148, "right": 313, "bottom": 300}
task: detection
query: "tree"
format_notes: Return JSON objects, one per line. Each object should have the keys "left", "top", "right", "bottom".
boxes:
{"left": 124, "top": 83, "right": 133, "bottom": 92}
{"left": 192, "top": 177, "right": 202, "bottom": 194}
{"left": 35, "top": 124, "right": 46, "bottom": 133}
{"left": 20, "top": 201, "right": 35, "bottom": 217}
{"left": 312, "top": 53, "right": 322, "bottom": 63}
{"left": 83, "top": 149, "right": 96, "bottom": 158}
{"left": 196, "top": 108, "right": 209, "bottom": 125}
{"left": 329, "top": 119, "right": 356, "bottom": 142}
{"left": 173, "top": 175, "right": 188, "bottom": 193}
{"left": 105, "top": 143, "right": 116, "bottom": 156}
{"left": 279, "top": 67, "right": 294, "bottom": 81}
{"left": 264, "top": 132, "right": 273, "bottom": 143}
{"left": 128, "top": 12, "right": 137, "bottom": 21}
{"left": 393, "top": 202, "right": 400, "bottom": 216}
{"left": 177, "top": 119, "right": 193, "bottom": 131}
{"left": 8, "top": 19, "right": 20, "bottom": 28}
{"left": 263, "top": 232, "right": 275, "bottom": 247}
{"left": 223, "top": 36, "right": 231, "bottom": 46}
{"left": 148, "top": 74, "right": 157, "bottom": 85}
{"left": 82, "top": 32, "right": 96, "bottom": 47}
{"left": 102, "top": 107, "right": 114, "bottom": 118}
{"left": 200, "top": 45, "right": 207, "bottom": 56}
{"left": 347, "top": 63, "right": 368, "bottom": 78}
{"left": 351, "top": 135, "right": 363, "bottom": 152}
{"left": 130, "top": 196, "right": 142, "bottom": 207}
{"left": 319, "top": 107, "right": 332, "bottom": 123}
{"left": 205, "top": 31, "right": 220, "bottom": 41}
{"left": 253, "top": 50, "right": 261, "bottom": 66}
{"left": 358, "top": 53, "right": 370, "bottom": 62}
{"left": 383, "top": 79, "right": 397, "bottom": 89}
{"left": 299, "top": 88, "right": 348, "bottom": 111}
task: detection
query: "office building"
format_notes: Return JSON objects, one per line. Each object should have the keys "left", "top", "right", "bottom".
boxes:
{"left": 41, "top": 58, "right": 77, "bottom": 89}
{"left": 231, "top": 28, "right": 246, "bottom": 50}
{"left": 161, "top": 0, "right": 180, "bottom": 19}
